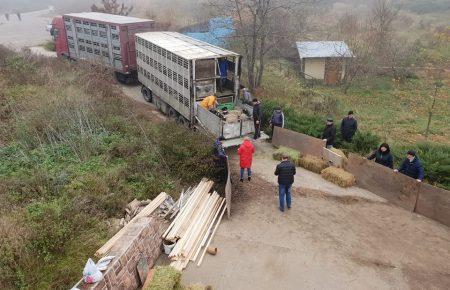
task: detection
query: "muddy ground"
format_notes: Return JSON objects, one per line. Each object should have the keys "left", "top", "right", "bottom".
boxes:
{"left": 182, "top": 142, "right": 450, "bottom": 290}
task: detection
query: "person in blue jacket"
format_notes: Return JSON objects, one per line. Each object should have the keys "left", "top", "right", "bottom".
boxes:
{"left": 394, "top": 150, "right": 425, "bottom": 182}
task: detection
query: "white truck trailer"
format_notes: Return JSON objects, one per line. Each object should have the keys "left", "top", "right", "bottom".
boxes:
{"left": 135, "top": 31, "right": 256, "bottom": 145}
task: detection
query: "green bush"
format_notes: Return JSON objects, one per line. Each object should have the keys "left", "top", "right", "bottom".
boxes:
{"left": 345, "top": 131, "right": 380, "bottom": 155}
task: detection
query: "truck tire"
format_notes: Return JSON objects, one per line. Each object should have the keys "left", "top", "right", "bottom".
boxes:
{"left": 168, "top": 108, "right": 178, "bottom": 120}
{"left": 177, "top": 116, "right": 188, "bottom": 126}
{"left": 141, "top": 87, "right": 152, "bottom": 103}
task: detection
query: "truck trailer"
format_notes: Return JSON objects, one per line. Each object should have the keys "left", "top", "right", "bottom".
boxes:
{"left": 50, "top": 12, "right": 154, "bottom": 82}
{"left": 136, "top": 31, "right": 256, "bottom": 144}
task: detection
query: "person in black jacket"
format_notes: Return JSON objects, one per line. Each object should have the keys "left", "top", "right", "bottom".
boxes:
{"left": 269, "top": 106, "right": 284, "bottom": 138}
{"left": 367, "top": 143, "right": 394, "bottom": 168}
{"left": 274, "top": 154, "right": 296, "bottom": 212}
{"left": 252, "top": 98, "right": 263, "bottom": 139}
{"left": 322, "top": 118, "right": 336, "bottom": 148}
{"left": 340, "top": 111, "right": 358, "bottom": 142}
{"left": 394, "top": 150, "right": 425, "bottom": 182}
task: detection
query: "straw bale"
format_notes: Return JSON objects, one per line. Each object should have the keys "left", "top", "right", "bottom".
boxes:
{"left": 331, "top": 148, "right": 348, "bottom": 160}
{"left": 145, "top": 266, "right": 182, "bottom": 290}
{"left": 298, "top": 154, "right": 328, "bottom": 173}
{"left": 321, "top": 166, "right": 356, "bottom": 188}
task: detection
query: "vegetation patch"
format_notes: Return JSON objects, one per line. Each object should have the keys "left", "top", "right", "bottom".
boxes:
{"left": 273, "top": 146, "right": 301, "bottom": 165}
{"left": 0, "top": 47, "right": 217, "bottom": 289}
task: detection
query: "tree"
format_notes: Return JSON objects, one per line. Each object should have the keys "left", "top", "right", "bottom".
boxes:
{"left": 368, "top": 0, "right": 399, "bottom": 59}
{"left": 91, "top": 0, "right": 133, "bottom": 16}
{"left": 209, "top": 0, "right": 311, "bottom": 91}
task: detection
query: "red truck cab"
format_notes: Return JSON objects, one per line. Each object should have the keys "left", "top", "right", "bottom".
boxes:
{"left": 50, "top": 16, "right": 69, "bottom": 58}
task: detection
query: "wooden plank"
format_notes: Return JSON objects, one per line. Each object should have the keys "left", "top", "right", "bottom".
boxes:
{"left": 197, "top": 204, "right": 227, "bottom": 267}
{"left": 95, "top": 192, "right": 167, "bottom": 257}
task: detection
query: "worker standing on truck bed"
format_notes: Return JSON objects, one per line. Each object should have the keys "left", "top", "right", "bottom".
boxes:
{"left": 252, "top": 98, "right": 263, "bottom": 140}
{"left": 200, "top": 95, "right": 218, "bottom": 110}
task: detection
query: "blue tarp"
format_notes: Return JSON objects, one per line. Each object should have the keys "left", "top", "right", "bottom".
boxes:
{"left": 184, "top": 17, "right": 233, "bottom": 47}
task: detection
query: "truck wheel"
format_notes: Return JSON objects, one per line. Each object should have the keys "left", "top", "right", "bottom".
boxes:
{"left": 177, "top": 116, "right": 188, "bottom": 126}
{"left": 141, "top": 87, "right": 152, "bottom": 103}
{"left": 168, "top": 108, "right": 178, "bottom": 120}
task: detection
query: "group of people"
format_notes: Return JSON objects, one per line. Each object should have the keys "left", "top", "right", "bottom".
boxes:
{"left": 321, "top": 110, "right": 424, "bottom": 181}
{"left": 212, "top": 92, "right": 426, "bottom": 213}
{"left": 214, "top": 135, "right": 295, "bottom": 212}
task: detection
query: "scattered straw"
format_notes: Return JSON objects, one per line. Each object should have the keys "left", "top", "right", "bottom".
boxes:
{"left": 272, "top": 146, "right": 301, "bottom": 165}
{"left": 298, "top": 154, "right": 328, "bottom": 173}
{"left": 321, "top": 166, "right": 356, "bottom": 188}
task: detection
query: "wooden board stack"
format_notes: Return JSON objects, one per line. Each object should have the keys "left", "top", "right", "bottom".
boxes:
{"left": 163, "top": 178, "right": 226, "bottom": 270}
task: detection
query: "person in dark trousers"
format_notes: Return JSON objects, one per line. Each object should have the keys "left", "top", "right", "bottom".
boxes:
{"left": 252, "top": 98, "right": 262, "bottom": 140}
{"left": 394, "top": 150, "right": 425, "bottom": 182}
{"left": 340, "top": 110, "right": 358, "bottom": 142}
{"left": 367, "top": 143, "right": 394, "bottom": 168}
{"left": 322, "top": 118, "right": 336, "bottom": 149}
{"left": 270, "top": 106, "right": 284, "bottom": 138}
{"left": 213, "top": 136, "right": 227, "bottom": 182}
{"left": 275, "top": 154, "right": 296, "bottom": 212}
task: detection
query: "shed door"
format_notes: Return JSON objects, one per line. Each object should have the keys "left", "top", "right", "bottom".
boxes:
{"left": 324, "top": 58, "right": 342, "bottom": 85}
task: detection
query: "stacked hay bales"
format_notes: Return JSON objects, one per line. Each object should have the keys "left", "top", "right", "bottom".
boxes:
{"left": 321, "top": 166, "right": 356, "bottom": 188}
{"left": 298, "top": 154, "right": 328, "bottom": 173}
{"left": 331, "top": 148, "right": 348, "bottom": 160}
{"left": 273, "top": 146, "right": 301, "bottom": 165}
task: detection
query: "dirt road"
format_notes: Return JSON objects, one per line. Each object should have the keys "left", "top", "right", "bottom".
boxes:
{"left": 182, "top": 142, "right": 450, "bottom": 290}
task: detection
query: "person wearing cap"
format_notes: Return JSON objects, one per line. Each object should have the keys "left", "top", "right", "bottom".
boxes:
{"left": 269, "top": 106, "right": 285, "bottom": 138}
{"left": 340, "top": 110, "right": 358, "bottom": 142}
{"left": 274, "top": 154, "right": 296, "bottom": 212}
{"left": 394, "top": 150, "right": 425, "bottom": 182}
{"left": 322, "top": 118, "right": 336, "bottom": 149}
{"left": 252, "top": 98, "right": 263, "bottom": 140}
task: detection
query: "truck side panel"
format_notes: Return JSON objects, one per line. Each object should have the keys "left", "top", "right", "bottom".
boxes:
{"left": 136, "top": 36, "right": 192, "bottom": 121}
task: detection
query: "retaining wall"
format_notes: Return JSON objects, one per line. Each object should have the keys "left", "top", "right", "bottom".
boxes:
{"left": 79, "top": 216, "right": 165, "bottom": 290}
{"left": 273, "top": 127, "right": 450, "bottom": 227}
{"left": 272, "top": 127, "right": 325, "bottom": 158}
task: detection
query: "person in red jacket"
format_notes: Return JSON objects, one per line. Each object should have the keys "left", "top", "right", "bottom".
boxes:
{"left": 238, "top": 137, "right": 255, "bottom": 182}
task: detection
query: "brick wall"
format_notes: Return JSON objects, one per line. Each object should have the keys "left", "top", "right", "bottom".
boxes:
{"left": 79, "top": 216, "right": 165, "bottom": 290}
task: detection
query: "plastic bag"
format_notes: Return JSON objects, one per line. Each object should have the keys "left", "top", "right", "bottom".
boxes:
{"left": 83, "top": 258, "right": 103, "bottom": 284}
{"left": 96, "top": 256, "right": 115, "bottom": 271}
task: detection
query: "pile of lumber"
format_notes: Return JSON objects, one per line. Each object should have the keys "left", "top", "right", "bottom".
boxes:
{"left": 95, "top": 192, "right": 169, "bottom": 257}
{"left": 321, "top": 166, "right": 356, "bottom": 188}
{"left": 298, "top": 154, "right": 328, "bottom": 173}
{"left": 163, "top": 179, "right": 226, "bottom": 270}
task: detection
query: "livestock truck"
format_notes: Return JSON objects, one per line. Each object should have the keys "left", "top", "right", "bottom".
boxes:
{"left": 50, "top": 12, "right": 154, "bottom": 83}
{"left": 136, "top": 31, "right": 260, "bottom": 146}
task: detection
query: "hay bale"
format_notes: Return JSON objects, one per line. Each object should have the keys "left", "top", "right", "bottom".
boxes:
{"left": 320, "top": 166, "right": 356, "bottom": 188}
{"left": 145, "top": 266, "right": 182, "bottom": 290}
{"left": 298, "top": 154, "right": 328, "bottom": 173}
{"left": 331, "top": 148, "right": 348, "bottom": 160}
{"left": 272, "top": 146, "right": 301, "bottom": 165}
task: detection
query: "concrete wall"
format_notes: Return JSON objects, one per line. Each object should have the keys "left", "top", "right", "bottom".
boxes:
{"left": 304, "top": 58, "right": 325, "bottom": 80}
{"left": 272, "top": 127, "right": 325, "bottom": 158}
{"left": 79, "top": 216, "right": 165, "bottom": 290}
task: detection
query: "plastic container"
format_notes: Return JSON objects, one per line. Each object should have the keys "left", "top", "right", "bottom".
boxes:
{"left": 163, "top": 240, "right": 175, "bottom": 255}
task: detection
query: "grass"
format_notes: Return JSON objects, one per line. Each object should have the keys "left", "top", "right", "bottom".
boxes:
{"left": 41, "top": 40, "right": 56, "bottom": 52}
{"left": 0, "top": 47, "right": 218, "bottom": 289}
{"left": 258, "top": 59, "right": 450, "bottom": 146}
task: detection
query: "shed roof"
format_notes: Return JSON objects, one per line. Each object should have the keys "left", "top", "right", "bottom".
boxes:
{"left": 296, "top": 41, "right": 353, "bottom": 58}
{"left": 64, "top": 12, "right": 153, "bottom": 24}
{"left": 136, "top": 31, "right": 239, "bottom": 60}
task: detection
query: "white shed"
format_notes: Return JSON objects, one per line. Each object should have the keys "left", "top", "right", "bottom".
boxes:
{"left": 296, "top": 41, "right": 354, "bottom": 85}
